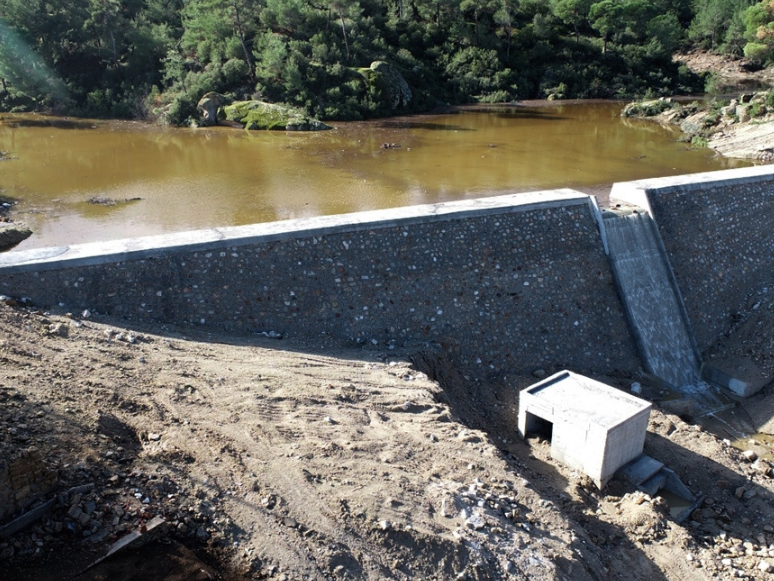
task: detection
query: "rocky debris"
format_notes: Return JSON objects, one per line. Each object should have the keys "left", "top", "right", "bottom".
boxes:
{"left": 47, "top": 322, "right": 68, "bottom": 337}
{"left": 752, "top": 459, "right": 772, "bottom": 477}
{"left": 0, "top": 460, "right": 220, "bottom": 563}
{"left": 103, "top": 327, "right": 144, "bottom": 344}
{"left": 622, "top": 90, "right": 774, "bottom": 160}
{"left": 701, "top": 528, "right": 774, "bottom": 577}
{"left": 608, "top": 491, "right": 670, "bottom": 542}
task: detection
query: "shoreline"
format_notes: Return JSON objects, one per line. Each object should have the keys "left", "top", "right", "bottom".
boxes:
{"left": 623, "top": 91, "right": 774, "bottom": 162}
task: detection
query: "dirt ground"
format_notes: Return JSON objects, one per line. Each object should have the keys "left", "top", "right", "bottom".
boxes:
{"left": 675, "top": 51, "right": 774, "bottom": 91}
{"left": 2, "top": 287, "right": 774, "bottom": 581}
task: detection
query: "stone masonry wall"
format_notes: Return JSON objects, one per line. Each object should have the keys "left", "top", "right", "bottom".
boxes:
{"left": 0, "top": 448, "right": 58, "bottom": 523}
{"left": 611, "top": 167, "right": 774, "bottom": 353}
{"left": 0, "top": 193, "right": 639, "bottom": 377}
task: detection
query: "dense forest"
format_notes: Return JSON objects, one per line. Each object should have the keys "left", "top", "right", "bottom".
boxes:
{"left": 0, "top": 0, "right": 773, "bottom": 124}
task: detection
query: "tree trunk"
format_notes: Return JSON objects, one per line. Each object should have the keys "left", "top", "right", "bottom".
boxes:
{"left": 338, "top": 8, "right": 351, "bottom": 60}
{"left": 231, "top": 2, "right": 256, "bottom": 83}
{"left": 474, "top": 8, "right": 480, "bottom": 46}
{"left": 109, "top": 29, "right": 118, "bottom": 65}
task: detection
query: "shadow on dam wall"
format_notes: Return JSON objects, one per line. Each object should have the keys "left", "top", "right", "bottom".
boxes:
{"left": 1, "top": 165, "right": 774, "bottom": 388}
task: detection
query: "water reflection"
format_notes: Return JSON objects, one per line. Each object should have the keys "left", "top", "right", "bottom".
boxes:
{"left": 0, "top": 102, "right": 751, "bottom": 250}
{"left": 0, "top": 117, "right": 99, "bottom": 130}
{"left": 374, "top": 120, "right": 475, "bottom": 131}
{"left": 459, "top": 106, "right": 566, "bottom": 121}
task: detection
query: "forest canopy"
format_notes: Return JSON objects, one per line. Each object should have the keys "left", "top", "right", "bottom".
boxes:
{"left": 0, "top": 0, "right": 769, "bottom": 124}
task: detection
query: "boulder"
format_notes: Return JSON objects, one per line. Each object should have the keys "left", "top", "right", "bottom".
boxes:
{"left": 365, "top": 61, "right": 412, "bottom": 109}
{"left": 0, "top": 223, "right": 31, "bottom": 251}
{"left": 221, "top": 101, "right": 331, "bottom": 131}
{"left": 679, "top": 111, "right": 711, "bottom": 136}
{"left": 621, "top": 98, "right": 674, "bottom": 118}
{"left": 196, "top": 92, "right": 228, "bottom": 127}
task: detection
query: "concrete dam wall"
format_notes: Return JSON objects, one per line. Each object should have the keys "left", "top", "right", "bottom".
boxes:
{"left": 611, "top": 165, "right": 774, "bottom": 355}
{"left": 0, "top": 190, "right": 639, "bottom": 377}
{"left": 1, "top": 165, "right": 773, "bottom": 382}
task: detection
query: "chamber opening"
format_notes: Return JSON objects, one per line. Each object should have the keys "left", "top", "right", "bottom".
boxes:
{"left": 524, "top": 411, "right": 553, "bottom": 442}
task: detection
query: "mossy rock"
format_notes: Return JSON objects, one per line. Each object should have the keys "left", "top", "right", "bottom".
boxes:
{"left": 221, "top": 101, "right": 331, "bottom": 131}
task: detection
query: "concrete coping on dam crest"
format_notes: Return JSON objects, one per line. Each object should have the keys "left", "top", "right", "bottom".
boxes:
{"left": 0, "top": 189, "right": 591, "bottom": 274}
{"left": 610, "top": 165, "right": 774, "bottom": 215}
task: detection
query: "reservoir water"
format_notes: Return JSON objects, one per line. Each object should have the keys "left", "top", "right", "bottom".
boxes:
{"left": 0, "top": 101, "right": 749, "bottom": 250}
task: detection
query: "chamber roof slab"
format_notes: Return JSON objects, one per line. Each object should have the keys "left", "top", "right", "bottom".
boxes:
{"left": 526, "top": 370, "right": 651, "bottom": 429}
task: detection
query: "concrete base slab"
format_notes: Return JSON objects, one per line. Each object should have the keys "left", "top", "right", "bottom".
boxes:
{"left": 703, "top": 357, "right": 772, "bottom": 397}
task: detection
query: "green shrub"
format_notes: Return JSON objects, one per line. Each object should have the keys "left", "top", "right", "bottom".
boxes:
{"left": 744, "top": 42, "right": 771, "bottom": 64}
{"left": 477, "top": 90, "right": 513, "bottom": 103}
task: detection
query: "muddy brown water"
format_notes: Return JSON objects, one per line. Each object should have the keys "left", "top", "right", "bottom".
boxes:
{"left": 0, "top": 102, "right": 750, "bottom": 250}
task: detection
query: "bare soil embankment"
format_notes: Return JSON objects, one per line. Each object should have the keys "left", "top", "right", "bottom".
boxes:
{"left": 675, "top": 51, "right": 774, "bottom": 92}
{"left": 3, "top": 296, "right": 774, "bottom": 580}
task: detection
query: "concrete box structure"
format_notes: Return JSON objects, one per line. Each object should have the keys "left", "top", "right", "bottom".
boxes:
{"left": 518, "top": 370, "right": 652, "bottom": 488}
